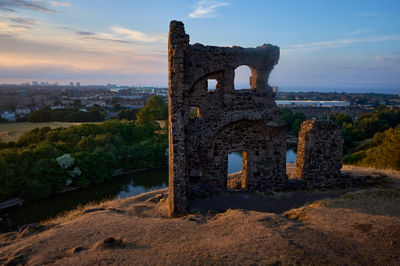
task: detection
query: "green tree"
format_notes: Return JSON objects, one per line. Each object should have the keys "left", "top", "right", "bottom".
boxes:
{"left": 330, "top": 113, "right": 353, "bottom": 127}
{"left": 118, "top": 109, "right": 138, "bottom": 121}
{"left": 73, "top": 99, "right": 82, "bottom": 107}
{"left": 136, "top": 96, "right": 168, "bottom": 125}
{"left": 343, "top": 126, "right": 400, "bottom": 170}
{"left": 280, "top": 108, "right": 306, "bottom": 136}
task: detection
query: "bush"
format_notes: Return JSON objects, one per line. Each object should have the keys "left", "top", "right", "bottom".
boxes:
{"left": 343, "top": 126, "right": 400, "bottom": 170}
{"left": 26, "top": 107, "right": 105, "bottom": 122}
{"left": 0, "top": 120, "right": 168, "bottom": 201}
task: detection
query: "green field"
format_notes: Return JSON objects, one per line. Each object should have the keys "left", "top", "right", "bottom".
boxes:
{"left": 0, "top": 122, "right": 99, "bottom": 143}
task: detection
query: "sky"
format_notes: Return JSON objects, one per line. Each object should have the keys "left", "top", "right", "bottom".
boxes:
{"left": 0, "top": 0, "right": 399, "bottom": 93}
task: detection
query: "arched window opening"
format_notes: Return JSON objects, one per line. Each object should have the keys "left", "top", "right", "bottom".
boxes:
{"left": 227, "top": 151, "right": 248, "bottom": 190}
{"left": 207, "top": 79, "right": 218, "bottom": 91}
{"left": 234, "top": 65, "right": 252, "bottom": 90}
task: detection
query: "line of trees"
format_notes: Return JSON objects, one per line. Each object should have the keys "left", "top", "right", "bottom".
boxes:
{"left": 329, "top": 108, "right": 400, "bottom": 154}
{"left": 0, "top": 96, "right": 169, "bottom": 202}
{"left": 342, "top": 126, "right": 400, "bottom": 170}
{"left": 26, "top": 107, "right": 105, "bottom": 122}
{"left": 281, "top": 106, "right": 400, "bottom": 170}
{"left": 280, "top": 108, "right": 306, "bottom": 136}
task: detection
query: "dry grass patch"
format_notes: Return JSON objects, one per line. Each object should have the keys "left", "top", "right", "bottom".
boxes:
{"left": 286, "top": 188, "right": 400, "bottom": 219}
{"left": 40, "top": 198, "right": 115, "bottom": 226}
{"left": 327, "top": 188, "right": 400, "bottom": 217}
{"left": 342, "top": 165, "right": 400, "bottom": 183}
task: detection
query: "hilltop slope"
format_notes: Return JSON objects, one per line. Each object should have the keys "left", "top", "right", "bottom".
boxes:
{"left": 1, "top": 166, "right": 400, "bottom": 265}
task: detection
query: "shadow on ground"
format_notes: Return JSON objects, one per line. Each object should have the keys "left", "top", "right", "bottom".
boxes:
{"left": 190, "top": 189, "right": 352, "bottom": 214}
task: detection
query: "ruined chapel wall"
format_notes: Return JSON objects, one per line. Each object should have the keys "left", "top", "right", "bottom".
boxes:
{"left": 168, "top": 20, "right": 288, "bottom": 214}
{"left": 168, "top": 21, "right": 189, "bottom": 214}
{"left": 296, "top": 119, "right": 343, "bottom": 187}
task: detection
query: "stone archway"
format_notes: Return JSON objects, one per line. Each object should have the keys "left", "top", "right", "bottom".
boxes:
{"left": 168, "top": 21, "right": 287, "bottom": 215}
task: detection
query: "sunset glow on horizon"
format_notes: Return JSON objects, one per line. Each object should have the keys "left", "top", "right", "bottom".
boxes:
{"left": 0, "top": 0, "right": 399, "bottom": 93}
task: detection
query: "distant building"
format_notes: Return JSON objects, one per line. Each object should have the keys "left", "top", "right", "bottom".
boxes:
{"left": 107, "top": 83, "right": 117, "bottom": 88}
{"left": 110, "top": 87, "right": 124, "bottom": 93}
{"left": 155, "top": 88, "right": 168, "bottom": 97}
{"left": 15, "top": 107, "right": 32, "bottom": 118}
{"left": 51, "top": 105, "right": 66, "bottom": 110}
{"left": 1, "top": 111, "right": 16, "bottom": 122}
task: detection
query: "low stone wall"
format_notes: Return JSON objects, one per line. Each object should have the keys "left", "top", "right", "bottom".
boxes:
{"left": 296, "top": 119, "right": 343, "bottom": 187}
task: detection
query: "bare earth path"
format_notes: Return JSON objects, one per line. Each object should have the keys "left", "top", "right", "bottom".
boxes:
{"left": 0, "top": 166, "right": 400, "bottom": 265}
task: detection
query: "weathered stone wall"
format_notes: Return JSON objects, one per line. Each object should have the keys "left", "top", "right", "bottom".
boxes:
{"left": 296, "top": 119, "right": 343, "bottom": 187}
{"left": 168, "top": 21, "right": 287, "bottom": 215}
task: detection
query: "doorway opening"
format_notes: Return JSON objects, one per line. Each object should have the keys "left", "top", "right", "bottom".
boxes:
{"left": 286, "top": 145, "right": 298, "bottom": 179}
{"left": 227, "top": 151, "right": 248, "bottom": 190}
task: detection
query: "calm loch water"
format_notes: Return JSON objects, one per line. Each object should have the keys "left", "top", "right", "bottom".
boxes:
{"left": 0, "top": 169, "right": 168, "bottom": 233}
{"left": 0, "top": 150, "right": 297, "bottom": 232}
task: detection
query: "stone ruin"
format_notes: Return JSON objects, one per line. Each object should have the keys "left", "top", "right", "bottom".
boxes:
{"left": 296, "top": 119, "right": 343, "bottom": 187}
{"left": 168, "top": 21, "right": 344, "bottom": 215}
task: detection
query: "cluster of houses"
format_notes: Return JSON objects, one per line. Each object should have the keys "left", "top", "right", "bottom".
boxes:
{"left": 0, "top": 86, "right": 169, "bottom": 122}
{"left": 1, "top": 107, "right": 37, "bottom": 122}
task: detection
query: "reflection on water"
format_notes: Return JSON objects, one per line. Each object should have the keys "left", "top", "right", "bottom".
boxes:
{"left": 0, "top": 168, "right": 168, "bottom": 233}
{"left": 1, "top": 150, "right": 299, "bottom": 233}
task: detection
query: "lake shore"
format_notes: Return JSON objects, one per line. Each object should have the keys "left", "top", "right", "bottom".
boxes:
{"left": 0, "top": 166, "right": 168, "bottom": 212}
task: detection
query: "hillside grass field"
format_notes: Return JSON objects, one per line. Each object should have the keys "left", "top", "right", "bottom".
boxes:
{"left": 0, "top": 122, "right": 101, "bottom": 143}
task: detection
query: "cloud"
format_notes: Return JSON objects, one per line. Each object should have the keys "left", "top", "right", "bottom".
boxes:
{"left": 0, "top": 15, "right": 37, "bottom": 35}
{"left": 0, "top": 15, "right": 36, "bottom": 24}
{"left": 75, "top": 30, "right": 94, "bottom": 36}
{"left": 346, "top": 29, "right": 372, "bottom": 36}
{"left": 0, "top": 33, "right": 166, "bottom": 72}
{"left": 0, "top": 21, "right": 31, "bottom": 34}
{"left": 0, "top": 0, "right": 55, "bottom": 12}
{"left": 48, "top": 1, "right": 70, "bottom": 7}
{"left": 189, "top": 0, "right": 229, "bottom": 19}
{"left": 57, "top": 26, "right": 168, "bottom": 48}
{"left": 0, "top": 23, "right": 169, "bottom": 85}
{"left": 10, "top": 16, "right": 37, "bottom": 25}
{"left": 0, "top": 16, "right": 31, "bottom": 35}
{"left": 285, "top": 36, "right": 399, "bottom": 52}
{"left": 80, "top": 35, "right": 133, "bottom": 44}
{"left": 57, "top": 27, "right": 131, "bottom": 44}
{"left": 375, "top": 53, "right": 400, "bottom": 65}
{"left": 111, "top": 26, "right": 166, "bottom": 43}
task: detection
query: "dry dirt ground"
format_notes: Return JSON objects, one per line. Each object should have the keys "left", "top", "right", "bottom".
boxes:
{"left": 1, "top": 166, "right": 400, "bottom": 265}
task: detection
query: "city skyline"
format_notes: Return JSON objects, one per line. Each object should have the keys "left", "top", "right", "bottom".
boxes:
{"left": 0, "top": 0, "right": 399, "bottom": 93}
